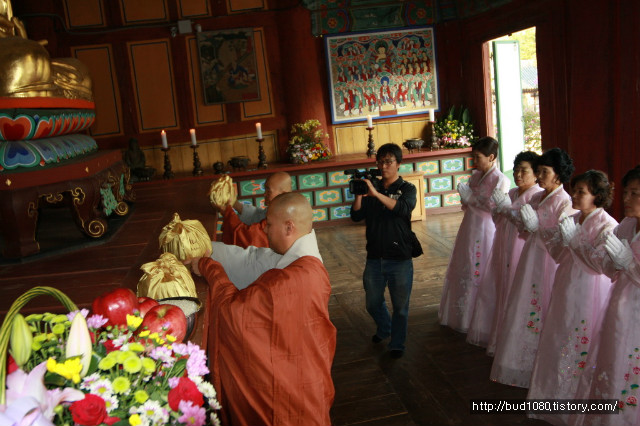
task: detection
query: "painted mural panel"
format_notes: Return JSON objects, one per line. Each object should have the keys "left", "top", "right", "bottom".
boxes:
{"left": 325, "top": 27, "right": 438, "bottom": 124}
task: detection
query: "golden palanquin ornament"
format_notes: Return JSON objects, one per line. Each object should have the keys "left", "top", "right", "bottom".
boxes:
{"left": 208, "top": 175, "right": 237, "bottom": 211}
{"left": 158, "top": 212, "right": 211, "bottom": 262}
{"left": 137, "top": 252, "right": 197, "bottom": 299}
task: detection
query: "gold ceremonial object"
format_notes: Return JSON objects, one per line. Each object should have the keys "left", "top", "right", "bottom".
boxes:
{"left": 158, "top": 212, "right": 211, "bottom": 262}
{"left": 208, "top": 175, "right": 237, "bottom": 211}
{"left": 137, "top": 252, "right": 198, "bottom": 300}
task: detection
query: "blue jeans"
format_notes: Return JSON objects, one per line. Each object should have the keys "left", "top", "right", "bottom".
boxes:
{"left": 363, "top": 258, "right": 413, "bottom": 351}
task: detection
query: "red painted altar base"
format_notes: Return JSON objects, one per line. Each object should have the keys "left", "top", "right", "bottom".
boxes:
{"left": 0, "top": 150, "right": 135, "bottom": 258}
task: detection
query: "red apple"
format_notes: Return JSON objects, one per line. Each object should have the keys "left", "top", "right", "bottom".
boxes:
{"left": 91, "top": 288, "right": 139, "bottom": 328}
{"left": 136, "top": 304, "right": 187, "bottom": 342}
{"left": 137, "top": 297, "right": 159, "bottom": 317}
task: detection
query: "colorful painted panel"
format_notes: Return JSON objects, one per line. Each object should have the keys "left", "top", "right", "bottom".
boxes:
{"left": 315, "top": 189, "right": 343, "bottom": 206}
{"left": 239, "top": 199, "right": 253, "bottom": 207}
{"left": 0, "top": 109, "right": 96, "bottom": 141}
{"left": 429, "top": 176, "right": 452, "bottom": 192}
{"left": 238, "top": 178, "right": 265, "bottom": 196}
{"left": 454, "top": 174, "right": 472, "bottom": 185}
{"left": 344, "top": 187, "right": 355, "bottom": 202}
{"left": 415, "top": 160, "right": 439, "bottom": 175}
{"left": 399, "top": 163, "right": 414, "bottom": 173}
{"left": 299, "top": 191, "right": 313, "bottom": 205}
{"left": 330, "top": 205, "right": 351, "bottom": 220}
{"left": 0, "top": 134, "right": 98, "bottom": 171}
{"left": 256, "top": 197, "right": 266, "bottom": 209}
{"left": 465, "top": 156, "right": 475, "bottom": 169}
{"left": 441, "top": 158, "right": 464, "bottom": 173}
{"left": 328, "top": 170, "right": 350, "bottom": 186}
{"left": 291, "top": 176, "right": 298, "bottom": 190}
{"left": 312, "top": 208, "right": 328, "bottom": 222}
{"left": 424, "top": 195, "right": 441, "bottom": 209}
{"left": 443, "top": 193, "right": 461, "bottom": 206}
{"left": 298, "top": 173, "right": 326, "bottom": 189}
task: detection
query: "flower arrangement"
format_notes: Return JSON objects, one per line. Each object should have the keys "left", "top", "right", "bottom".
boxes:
{"left": 433, "top": 106, "right": 476, "bottom": 149}
{"left": 286, "top": 119, "right": 332, "bottom": 164}
{"left": 1, "top": 287, "right": 220, "bottom": 426}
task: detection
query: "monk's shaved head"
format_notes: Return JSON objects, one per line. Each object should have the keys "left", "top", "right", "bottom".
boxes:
{"left": 264, "top": 172, "right": 292, "bottom": 205}
{"left": 266, "top": 193, "right": 313, "bottom": 254}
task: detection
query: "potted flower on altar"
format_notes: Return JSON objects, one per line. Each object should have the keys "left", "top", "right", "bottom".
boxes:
{"left": 433, "top": 106, "right": 476, "bottom": 149}
{"left": 286, "top": 119, "right": 332, "bottom": 164}
{"left": 0, "top": 287, "right": 221, "bottom": 426}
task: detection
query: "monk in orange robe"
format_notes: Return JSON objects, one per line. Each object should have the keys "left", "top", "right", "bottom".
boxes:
{"left": 220, "top": 171, "right": 292, "bottom": 248}
{"left": 190, "top": 192, "right": 336, "bottom": 426}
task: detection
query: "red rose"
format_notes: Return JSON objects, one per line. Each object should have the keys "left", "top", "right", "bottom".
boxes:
{"left": 168, "top": 377, "right": 204, "bottom": 411}
{"left": 70, "top": 394, "right": 108, "bottom": 426}
{"left": 581, "top": 336, "right": 589, "bottom": 344}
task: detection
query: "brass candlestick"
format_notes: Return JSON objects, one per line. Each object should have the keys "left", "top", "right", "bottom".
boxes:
{"left": 429, "top": 120, "right": 439, "bottom": 151}
{"left": 366, "top": 126, "right": 376, "bottom": 158}
{"left": 256, "top": 138, "right": 267, "bottom": 169}
{"left": 191, "top": 144, "right": 203, "bottom": 176}
{"left": 162, "top": 147, "right": 174, "bottom": 179}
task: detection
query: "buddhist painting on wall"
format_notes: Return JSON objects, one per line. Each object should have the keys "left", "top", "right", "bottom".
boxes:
{"left": 325, "top": 27, "right": 439, "bottom": 124}
{"left": 197, "top": 28, "right": 260, "bottom": 105}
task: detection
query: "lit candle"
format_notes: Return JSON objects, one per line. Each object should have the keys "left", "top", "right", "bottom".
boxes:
{"left": 190, "top": 128, "right": 197, "bottom": 146}
{"left": 256, "top": 122, "right": 263, "bottom": 139}
{"left": 429, "top": 109, "right": 435, "bottom": 122}
{"left": 161, "top": 130, "right": 168, "bottom": 149}
{"left": 366, "top": 115, "right": 373, "bottom": 128}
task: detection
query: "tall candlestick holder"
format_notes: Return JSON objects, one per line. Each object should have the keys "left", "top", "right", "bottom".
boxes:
{"left": 191, "top": 144, "right": 203, "bottom": 176}
{"left": 366, "top": 127, "right": 376, "bottom": 158}
{"left": 429, "top": 120, "right": 440, "bottom": 151}
{"left": 256, "top": 138, "right": 267, "bottom": 169}
{"left": 162, "top": 147, "right": 174, "bottom": 179}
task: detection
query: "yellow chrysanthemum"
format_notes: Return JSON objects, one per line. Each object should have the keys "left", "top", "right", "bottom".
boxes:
{"left": 141, "top": 357, "right": 156, "bottom": 375}
{"left": 47, "top": 358, "right": 82, "bottom": 383}
{"left": 112, "top": 376, "right": 131, "bottom": 394}
{"left": 126, "top": 314, "right": 143, "bottom": 330}
{"left": 123, "top": 356, "right": 142, "bottom": 374}
{"left": 129, "top": 414, "right": 142, "bottom": 426}
{"left": 134, "top": 389, "right": 149, "bottom": 404}
{"left": 138, "top": 330, "right": 150, "bottom": 338}
{"left": 166, "top": 335, "right": 177, "bottom": 343}
{"left": 129, "top": 342, "right": 145, "bottom": 352}
{"left": 98, "top": 356, "right": 117, "bottom": 370}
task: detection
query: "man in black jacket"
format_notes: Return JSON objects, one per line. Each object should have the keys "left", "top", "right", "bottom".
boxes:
{"left": 351, "top": 143, "right": 417, "bottom": 358}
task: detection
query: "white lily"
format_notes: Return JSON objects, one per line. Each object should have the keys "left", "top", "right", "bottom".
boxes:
{"left": 9, "top": 313, "right": 32, "bottom": 368}
{"left": 65, "top": 312, "right": 93, "bottom": 377}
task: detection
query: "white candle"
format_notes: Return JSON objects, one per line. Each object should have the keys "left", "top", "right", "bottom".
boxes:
{"left": 429, "top": 109, "right": 435, "bottom": 122}
{"left": 256, "top": 122, "right": 263, "bottom": 139}
{"left": 190, "top": 128, "right": 197, "bottom": 146}
{"left": 366, "top": 115, "right": 373, "bottom": 128}
{"left": 161, "top": 130, "right": 168, "bottom": 149}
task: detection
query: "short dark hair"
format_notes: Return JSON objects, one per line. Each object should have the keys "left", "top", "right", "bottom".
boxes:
{"left": 538, "top": 147, "right": 574, "bottom": 184}
{"left": 472, "top": 137, "right": 499, "bottom": 158}
{"left": 571, "top": 170, "right": 614, "bottom": 208}
{"left": 376, "top": 143, "right": 403, "bottom": 163}
{"left": 622, "top": 165, "right": 640, "bottom": 188}
{"left": 513, "top": 151, "right": 540, "bottom": 170}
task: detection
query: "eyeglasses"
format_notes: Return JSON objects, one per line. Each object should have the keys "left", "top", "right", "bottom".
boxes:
{"left": 377, "top": 159, "right": 396, "bottom": 166}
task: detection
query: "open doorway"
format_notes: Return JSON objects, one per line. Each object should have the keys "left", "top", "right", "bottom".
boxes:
{"left": 487, "top": 27, "right": 541, "bottom": 186}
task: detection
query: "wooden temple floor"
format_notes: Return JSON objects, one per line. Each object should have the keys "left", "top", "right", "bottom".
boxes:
{"left": 0, "top": 177, "right": 548, "bottom": 426}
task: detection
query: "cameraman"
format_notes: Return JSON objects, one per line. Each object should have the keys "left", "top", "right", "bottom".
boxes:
{"left": 351, "top": 143, "right": 417, "bottom": 358}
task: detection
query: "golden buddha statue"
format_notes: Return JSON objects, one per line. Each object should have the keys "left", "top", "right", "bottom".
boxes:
{"left": 0, "top": 0, "right": 93, "bottom": 101}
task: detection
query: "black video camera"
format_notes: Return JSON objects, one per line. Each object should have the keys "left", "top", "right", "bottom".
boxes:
{"left": 344, "top": 168, "right": 382, "bottom": 195}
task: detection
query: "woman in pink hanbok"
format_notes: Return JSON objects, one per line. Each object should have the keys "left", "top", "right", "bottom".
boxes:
{"left": 571, "top": 166, "right": 640, "bottom": 426}
{"left": 439, "top": 137, "right": 510, "bottom": 333}
{"left": 490, "top": 147, "right": 575, "bottom": 388}
{"left": 466, "top": 151, "right": 542, "bottom": 351}
{"left": 527, "top": 170, "right": 617, "bottom": 425}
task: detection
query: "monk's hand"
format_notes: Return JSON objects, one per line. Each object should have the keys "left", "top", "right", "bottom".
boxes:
{"left": 189, "top": 257, "right": 203, "bottom": 276}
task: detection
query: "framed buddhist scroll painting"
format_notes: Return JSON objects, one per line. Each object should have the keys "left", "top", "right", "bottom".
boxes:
{"left": 196, "top": 28, "right": 260, "bottom": 104}
{"left": 325, "top": 27, "right": 438, "bottom": 124}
